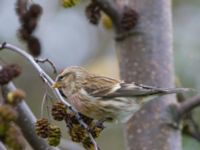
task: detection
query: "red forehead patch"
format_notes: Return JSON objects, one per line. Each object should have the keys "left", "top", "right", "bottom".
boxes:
{"left": 60, "top": 69, "right": 65, "bottom": 74}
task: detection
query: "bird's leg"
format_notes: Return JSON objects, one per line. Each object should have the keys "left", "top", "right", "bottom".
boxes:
{"left": 95, "top": 117, "right": 113, "bottom": 128}
{"left": 95, "top": 120, "right": 106, "bottom": 129}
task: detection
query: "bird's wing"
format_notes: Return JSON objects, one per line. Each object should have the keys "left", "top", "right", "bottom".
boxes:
{"left": 82, "top": 75, "right": 120, "bottom": 97}
{"left": 104, "top": 83, "right": 189, "bottom": 98}
{"left": 82, "top": 76, "right": 189, "bottom": 98}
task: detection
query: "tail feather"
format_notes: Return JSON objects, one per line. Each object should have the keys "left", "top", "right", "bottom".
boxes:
{"left": 159, "top": 88, "right": 193, "bottom": 94}
{"left": 104, "top": 82, "right": 194, "bottom": 98}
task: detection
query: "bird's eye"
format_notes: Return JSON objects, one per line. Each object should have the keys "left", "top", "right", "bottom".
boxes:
{"left": 58, "top": 75, "right": 64, "bottom": 81}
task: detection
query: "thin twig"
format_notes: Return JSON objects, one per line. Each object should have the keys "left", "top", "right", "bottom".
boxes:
{"left": 35, "top": 58, "right": 58, "bottom": 75}
{"left": 178, "top": 95, "right": 200, "bottom": 118}
{"left": 177, "top": 92, "right": 200, "bottom": 142}
{"left": 41, "top": 90, "right": 48, "bottom": 118}
{"left": 0, "top": 42, "right": 99, "bottom": 150}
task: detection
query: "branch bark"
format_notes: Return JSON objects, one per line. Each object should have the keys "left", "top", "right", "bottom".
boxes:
{"left": 116, "top": 0, "right": 181, "bottom": 150}
{"left": 178, "top": 95, "right": 200, "bottom": 118}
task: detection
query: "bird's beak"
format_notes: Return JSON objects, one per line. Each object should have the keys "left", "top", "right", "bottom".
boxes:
{"left": 52, "top": 82, "right": 62, "bottom": 88}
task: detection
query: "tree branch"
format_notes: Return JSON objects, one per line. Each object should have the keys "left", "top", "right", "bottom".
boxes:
{"left": 0, "top": 142, "right": 7, "bottom": 150}
{"left": 178, "top": 95, "right": 200, "bottom": 119}
{"left": 176, "top": 92, "right": 200, "bottom": 142}
{"left": 117, "top": 0, "right": 180, "bottom": 150}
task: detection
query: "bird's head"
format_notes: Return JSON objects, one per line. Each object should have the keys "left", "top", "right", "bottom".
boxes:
{"left": 52, "top": 66, "right": 89, "bottom": 95}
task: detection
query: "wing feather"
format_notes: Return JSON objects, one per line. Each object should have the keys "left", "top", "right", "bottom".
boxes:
{"left": 82, "top": 76, "right": 188, "bottom": 98}
{"left": 82, "top": 75, "right": 120, "bottom": 97}
{"left": 104, "top": 83, "right": 189, "bottom": 98}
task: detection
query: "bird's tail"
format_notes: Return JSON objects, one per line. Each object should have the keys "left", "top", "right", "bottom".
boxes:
{"left": 159, "top": 88, "right": 193, "bottom": 94}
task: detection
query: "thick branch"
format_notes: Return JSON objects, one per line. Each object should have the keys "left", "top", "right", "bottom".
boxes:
{"left": 117, "top": 0, "right": 180, "bottom": 150}
{"left": 178, "top": 95, "right": 200, "bottom": 118}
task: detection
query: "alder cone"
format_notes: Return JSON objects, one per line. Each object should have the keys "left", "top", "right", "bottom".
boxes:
{"left": 0, "top": 64, "right": 21, "bottom": 85}
{"left": 85, "top": 1, "right": 101, "bottom": 25}
{"left": 47, "top": 125, "right": 61, "bottom": 146}
{"left": 51, "top": 102, "right": 67, "bottom": 121}
{"left": 27, "top": 36, "right": 41, "bottom": 57}
{"left": 120, "top": 7, "right": 139, "bottom": 31}
{"left": 35, "top": 118, "right": 49, "bottom": 138}
{"left": 29, "top": 4, "right": 43, "bottom": 18}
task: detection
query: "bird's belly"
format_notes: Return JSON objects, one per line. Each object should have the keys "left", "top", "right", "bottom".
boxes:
{"left": 68, "top": 94, "right": 113, "bottom": 120}
{"left": 69, "top": 94, "right": 140, "bottom": 122}
{"left": 99, "top": 97, "right": 141, "bottom": 123}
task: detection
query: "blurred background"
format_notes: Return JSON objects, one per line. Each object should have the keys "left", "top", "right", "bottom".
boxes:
{"left": 0, "top": 0, "right": 200, "bottom": 149}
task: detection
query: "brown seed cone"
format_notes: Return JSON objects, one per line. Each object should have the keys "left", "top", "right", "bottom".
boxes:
{"left": 27, "top": 36, "right": 41, "bottom": 57}
{"left": 22, "top": 17, "right": 37, "bottom": 34}
{"left": 20, "top": 12, "right": 31, "bottom": 26}
{"left": 68, "top": 124, "right": 88, "bottom": 143}
{"left": 65, "top": 112, "right": 93, "bottom": 128}
{"left": 0, "top": 118, "right": 9, "bottom": 137}
{"left": 0, "top": 64, "right": 21, "bottom": 85}
{"left": 5, "top": 123, "right": 25, "bottom": 150}
{"left": 18, "top": 28, "right": 30, "bottom": 41}
{"left": 80, "top": 114, "right": 93, "bottom": 126}
{"left": 89, "top": 122, "right": 104, "bottom": 138}
{"left": 120, "top": 7, "right": 139, "bottom": 31}
{"left": 0, "top": 105, "right": 18, "bottom": 122}
{"left": 35, "top": 118, "right": 49, "bottom": 138}
{"left": 85, "top": 1, "right": 101, "bottom": 25}
{"left": 15, "top": 0, "right": 27, "bottom": 16}
{"left": 29, "top": 4, "right": 43, "bottom": 18}
{"left": 48, "top": 125, "right": 61, "bottom": 146}
{"left": 82, "top": 137, "right": 95, "bottom": 150}
{"left": 65, "top": 112, "right": 79, "bottom": 127}
{"left": 51, "top": 102, "right": 67, "bottom": 121}
{"left": 7, "top": 89, "right": 25, "bottom": 106}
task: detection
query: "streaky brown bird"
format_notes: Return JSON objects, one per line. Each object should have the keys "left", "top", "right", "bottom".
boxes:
{"left": 52, "top": 66, "right": 189, "bottom": 123}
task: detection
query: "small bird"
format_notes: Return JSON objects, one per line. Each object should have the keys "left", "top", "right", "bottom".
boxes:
{"left": 52, "top": 66, "right": 189, "bottom": 123}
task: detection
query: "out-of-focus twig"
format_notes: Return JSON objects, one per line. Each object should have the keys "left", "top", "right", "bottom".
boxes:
{"left": 177, "top": 92, "right": 200, "bottom": 142}
{"left": 0, "top": 142, "right": 7, "bottom": 150}
{"left": 35, "top": 58, "right": 58, "bottom": 74}
{"left": 178, "top": 95, "right": 200, "bottom": 118}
